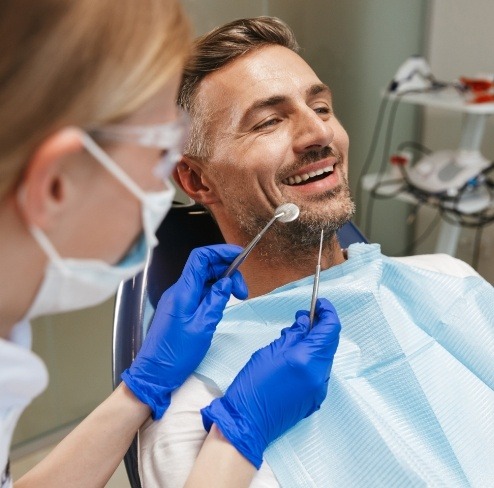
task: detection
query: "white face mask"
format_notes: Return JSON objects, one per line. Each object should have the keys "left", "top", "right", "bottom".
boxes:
{"left": 23, "top": 129, "right": 179, "bottom": 320}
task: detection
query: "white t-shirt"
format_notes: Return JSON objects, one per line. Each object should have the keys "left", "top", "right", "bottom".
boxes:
{"left": 0, "top": 321, "right": 48, "bottom": 488}
{"left": 139, "top": 253, "right": 479, "bottom": 488}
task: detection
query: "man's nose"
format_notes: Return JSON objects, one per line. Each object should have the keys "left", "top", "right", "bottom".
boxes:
{"left": 293, "top": 109, "right": 334, "bottom": 153}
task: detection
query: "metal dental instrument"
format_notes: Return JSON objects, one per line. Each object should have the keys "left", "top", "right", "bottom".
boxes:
{"left": 222, "top": 202, "right": 300, "bottom": 278}
{"left": 309, "top": 229, "right": 324, "bottom": 328}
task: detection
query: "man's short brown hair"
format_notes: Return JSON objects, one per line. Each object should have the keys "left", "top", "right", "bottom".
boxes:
{"left": 178, "top": 17, "right": 299, "bottom": 159}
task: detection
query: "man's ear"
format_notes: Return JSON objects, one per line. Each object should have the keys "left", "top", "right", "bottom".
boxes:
{"left": 173, "top": 156, "right": 220, "bottom": 205}
{"left": 17, "top": 127, "right": 85, "bottom": 231}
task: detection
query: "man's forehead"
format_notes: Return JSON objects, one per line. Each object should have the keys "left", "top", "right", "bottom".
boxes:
{"left": 198, "top": 45, "right": 327, "bottom": 122}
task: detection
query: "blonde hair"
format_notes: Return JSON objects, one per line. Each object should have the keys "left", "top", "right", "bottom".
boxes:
{"left": 0, "top": 0, "right": 191, "bottom": 198}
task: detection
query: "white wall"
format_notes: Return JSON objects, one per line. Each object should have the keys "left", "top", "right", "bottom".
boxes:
{"left": 415, "top": 0, "right": 494, "bottom": 283}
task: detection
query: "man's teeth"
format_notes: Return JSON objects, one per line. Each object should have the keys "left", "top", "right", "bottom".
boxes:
{"left": 283, "top": 165, "right": 334, "bottom": 186}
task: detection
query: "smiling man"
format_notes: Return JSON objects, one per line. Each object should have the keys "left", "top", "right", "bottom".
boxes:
{"left": 174, "top": 20, "right": 355, "bottom": 298}
{"left": 139, "top": 17, "right": 494, "bottom": 488}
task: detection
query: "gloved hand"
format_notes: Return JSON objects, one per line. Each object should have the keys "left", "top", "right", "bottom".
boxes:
{"left": 201, "top": 298, "right": 341, "bottom": 469}
{"left": 122, "top": 244, "right": 248, "bottom": 420}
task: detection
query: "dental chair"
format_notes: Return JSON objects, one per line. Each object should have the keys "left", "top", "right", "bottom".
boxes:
{"left": 112, "top": 202, "right": 368, "bottom": 488}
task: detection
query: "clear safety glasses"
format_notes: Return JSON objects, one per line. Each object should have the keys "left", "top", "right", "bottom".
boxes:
{"left": 89, "top": 109, "right": 190, "bottom": 180}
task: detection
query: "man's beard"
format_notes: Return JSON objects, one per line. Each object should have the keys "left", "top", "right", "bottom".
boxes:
{"left": 234, "top": 174, "right": 355, "bottom": 265}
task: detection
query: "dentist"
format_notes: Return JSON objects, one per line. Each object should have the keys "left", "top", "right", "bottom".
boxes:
{"left": 0, "top": 2, "right": 341, "bottom": 487}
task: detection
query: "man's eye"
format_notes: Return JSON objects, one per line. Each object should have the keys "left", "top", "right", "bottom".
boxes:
{"left": 314, "top": 106, "right": 331, "bottom": 115}
{"left": 254, "top": 118, "right": 280, "bottom": 131}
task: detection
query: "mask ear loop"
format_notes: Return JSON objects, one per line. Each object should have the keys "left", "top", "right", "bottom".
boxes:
{"left": 81, "top": 132, "right": 148, "bottom": 204}
{"left": 29, "top": 225, "right": 69, "bottom": 273}
{"left": 82, "top": 131, "right": 176, "bottom": 248}
{"left": 81, "top": 132, "right": 173, "bottom": 214}
{"left": 16, "top": 185, "right": 68, "bottom": 273}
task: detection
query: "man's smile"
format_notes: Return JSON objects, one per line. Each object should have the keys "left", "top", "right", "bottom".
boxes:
{"left": 282, "top": 163, "right": 334, "bottom": 185}
{"left": 280, "top": 156, "right": 342, "bottom": 194}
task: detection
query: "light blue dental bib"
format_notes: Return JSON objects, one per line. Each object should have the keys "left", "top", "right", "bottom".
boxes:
{"left": 196, "top": 243, "right": 494, "bottom": 487}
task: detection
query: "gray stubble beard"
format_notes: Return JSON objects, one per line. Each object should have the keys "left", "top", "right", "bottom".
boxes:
{"left": 238, "top": 177, "right": 356, "bottom": 267}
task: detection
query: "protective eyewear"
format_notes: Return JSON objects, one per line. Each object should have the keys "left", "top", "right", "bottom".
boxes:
{"left": 89, "top": 109, "right": 190, "bottom": 180}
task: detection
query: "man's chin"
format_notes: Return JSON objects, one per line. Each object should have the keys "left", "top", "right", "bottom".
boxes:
{"left": 299, "top": 196, "right": 355, "bottom": 226}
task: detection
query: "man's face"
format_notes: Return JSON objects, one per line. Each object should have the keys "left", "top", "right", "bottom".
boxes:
{"left": 197, "top": 45, "right": 354, "bottom": 250}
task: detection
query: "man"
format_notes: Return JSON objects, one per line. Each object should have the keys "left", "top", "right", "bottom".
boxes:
{"left": 139, "top": 17, "right": 494, "bottom": 487}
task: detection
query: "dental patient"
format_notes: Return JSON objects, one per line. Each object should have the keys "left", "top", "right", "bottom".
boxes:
{"left": 139, "top": 17, "right": 494, "bottom": 487}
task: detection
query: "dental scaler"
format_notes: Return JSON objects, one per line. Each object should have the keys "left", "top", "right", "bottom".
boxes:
{"left": 309, "top": 229, "right": 324, "bottom": 329}
{"left": 222, "top": 203, "right": 299, "bottom": 278}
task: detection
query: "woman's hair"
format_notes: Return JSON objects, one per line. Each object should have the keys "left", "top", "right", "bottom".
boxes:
{"left": 0, "top": 0, "right": 191, "bottom": 198}
{"left": 177, "top": 16, "right": 299, "bottom": 159}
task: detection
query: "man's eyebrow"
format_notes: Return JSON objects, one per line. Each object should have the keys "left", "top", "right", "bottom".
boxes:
{"left": 307, "top": 83, "right": 332, "bottom": 98}
{"left": 241, "top": 95, "right": 288, "bottom": 123}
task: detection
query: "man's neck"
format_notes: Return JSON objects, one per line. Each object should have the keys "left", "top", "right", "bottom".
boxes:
{"left": 236, "top": 234, "right": 346, "bottom": 299}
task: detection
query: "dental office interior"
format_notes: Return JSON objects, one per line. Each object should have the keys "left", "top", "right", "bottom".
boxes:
{"left": 11, "top": 0, "right": 494, "bottom": 485}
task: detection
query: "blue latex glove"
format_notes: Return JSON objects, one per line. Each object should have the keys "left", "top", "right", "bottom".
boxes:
{"left": 122, "top": 244, "right": 248, "bottom": 420}
{"left": 201, "top": 298, "right": 341, "bottom": 469}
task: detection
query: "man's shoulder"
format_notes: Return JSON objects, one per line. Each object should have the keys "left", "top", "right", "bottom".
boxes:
{"left": 390, "top": 253, "right": 479, "bottom": 278}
